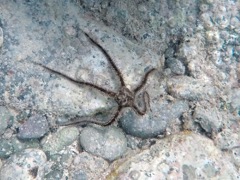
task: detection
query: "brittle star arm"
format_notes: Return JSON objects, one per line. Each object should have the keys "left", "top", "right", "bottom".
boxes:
{"left": 57, "top": 106, "right": 122, "bottom": 126}
{"left": 133, "top": 68, "right": 156, "bottom": 93}
{"left": 83, "top": 32, "right": 125, "bottom": 87}
{"left": 133, "top": 91, "right": 150, "bottom": 115}
{"left": 33, "top": 62, "right": 116, "bottom": 97}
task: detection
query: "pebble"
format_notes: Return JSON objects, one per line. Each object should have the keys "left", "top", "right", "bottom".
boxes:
{"left": 106, "top": 132, "right": 239, "bottom": 179}
{"left": 0, "top": 139, "right": 13, "bottom": 158}
{"left": 11, "top": 137, "right": 40, "bottom": 153}
{"left": 17, "top": 114, "right": 49, "bottom": 139}
{"left": 79, "top": 126, "right": 127, "bottom": 161}
{"left": 0, "top": 149, "right": 47, "bottom": 180}
{"left": 120, "top": 99, "right": 189, "bottom": 138}
{"left": 41, "top": 126, "right": 79, "bottom": 155}
{"left": 165, "top": 57, "right": 186, "bottom": 75}
{"left": 0, "top": 106, "right": 13, "bottom": 136}
{"left": 69, "top": 152, "right": 109, "bottom": 179}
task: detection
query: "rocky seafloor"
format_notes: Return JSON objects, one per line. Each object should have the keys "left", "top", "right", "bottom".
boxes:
{"left": 0, "top": 0, "right": 240, "bottom": 179}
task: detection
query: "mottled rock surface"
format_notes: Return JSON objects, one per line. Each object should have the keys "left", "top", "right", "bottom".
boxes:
{"left": 0, "top": 0, "right": 240, "bottom": 179}
{"left": 0, "top": 106, "right": 12, "bottom": 135}
{"left": 69, "top": 152, "right": 109, "bottom": 180}
{"left": 0, "top": 149, "right": 47, "bottom": 180}
{"left": 80, "top": 126, "right": 127, "bottom": 161}
{"left": 105, "top": 133, "right": 239, "bottom": 179}
{"left": 17, "top": 114, "right": 49, "bottom": 139}
{"left": 41, "top": 127, "right": 79, "bottom": 155}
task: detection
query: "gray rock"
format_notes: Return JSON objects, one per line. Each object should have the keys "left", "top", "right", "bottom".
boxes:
{"left": 105, "top": 133, "right": 239, "bottom": 179}
{"left": 0, "top": 106, "right": 13, "bottom": 135}
{"left": 167, "top": 76, "right": 216, "bottom": 101}
{"left": 182, "top": 165, "right": 196, "bottom": 180}
{"left": 0, "top": 139, "right": 13, "bottom": 158}
{"left": 80, "top": 126, "right": 127, "bottom": 161}
{"left": 231, "top": 88, "right": 240, "bottom": 111}
{"left": 11, "top": 138, "right": 40, "bottom": 153}
{"left": 120, "top": 100, "right": 188, "bottom": 138}
{"left": 69, "top": 152, "right": 109, "bottom": 180}
{"left": 120, "top": 71, "right": 189, "bottom": 138}
{"left": 0, "top": 1, "right": 162, "bottom": 120}
{"left": 0, "top": 148, "right": 47, "bottom": 180}
{"left": 17, "top": 114, "right": 49, "bottom": 139}
{"left": 214, "top": 128, "right": 240, "bottom": 150}
{"left": 0, "top": 27, "right": 3, "bottom": 48}
{"left": 166, "top": 57, "right": 185, "bottom": 75}
{"left": 231, "top": 148, "right": 240, "bottom": 167}
{"left": 193, "top": 104, "right": 223, "bottom": 133}
{"left": 41, "top": 127, "right": 79, "bottom": 155}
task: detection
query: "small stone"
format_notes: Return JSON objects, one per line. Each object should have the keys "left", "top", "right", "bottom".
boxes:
{"left": 166, "top": 57, "right": 185, "bottom": 75}
{"left": 41, "top": 127, "right": 79, "bottom": 155}
{"left": 11, "top": 137, "right": 40, "bottom": 153}
{"left": 0, "top": 139, "right": 13, "bottom": 158}
{"left": 0, "top": 106, "right": 13, "bottom": 135}
{"left": 0, "top": 149, "right": 47, "bottom": 180}
{"left": 17, "top": 114, "right": 49, "bottom": 139}
{"left": 120, "top": 100, "right": 189, "bottom": 138}
{"left": 80, "top": 126, "right": 127, "bottom": 161}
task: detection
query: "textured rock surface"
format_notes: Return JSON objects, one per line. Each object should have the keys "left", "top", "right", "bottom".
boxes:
{"left": 80, "top": 126, "right": 127, "bottom": 161}
{"left": 0, "top": 106, "right": 12, "bottom": 135}
{"left": 120, "top": 99, "right": 189, "bottom": 138}
{"left": 105, "top": 133, "right": 239, "bottom": 179}
{"left": 41, "top": 127, "right": 79, "bottom": 155}
{"left": 0, "top": 0, "right": 240, "bottom": 178}
{"left": 167, "top": 76, "right": 216, "bottom": 101}
{"left": 0, "top": 149, "right": 47, "bottom": 180}
{"left": 17, "top": 114, "right": 49, "bottom": 139}
{"left": 0, "top": 139, "right": 13, "bottom": 158}
{"left": 119, "top": 70, "right": 189, "bottom": 138}
{"left": 69, "top": 152, "right": 109, "bottom": 180}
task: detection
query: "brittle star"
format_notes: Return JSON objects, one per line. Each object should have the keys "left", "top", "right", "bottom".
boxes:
{"left": 34, "top": 31, "right": 156, "bottom": 126}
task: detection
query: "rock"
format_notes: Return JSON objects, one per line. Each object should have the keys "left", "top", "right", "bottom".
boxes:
{"left": 120, "top": 99, "right": 189, "bottom": 138}
{"left": 69, "top": 152, "right": 109, "bottom": 180}
{"left": 80, "top": 126, "right": 127, "bottom": 161}
{"left": 0, "top": 27, "right": 3, "bottom": 48}
{"left": 11, "top": 137, "right": 40, "bottom": 153}
{"left": 214, "top": 128, "right": 240, "bottom": 150}
{"left": 120, "top": 71, "right": 189, "bottom": 138}
{"left": 193, "top": 104, "right": 223, "bottom": 133}
{"left": 17, "top": 114, "right": 49, "bottom": 139}
{"left": 105, "top": 132, "right": 239, "bottom": 179}
{"left": 0, "top": 149, "right": 47, "bottom": 180}
{"left": 167, "top": 76, "right": 216, "bottom": 101}
{"left": 166, "top": 57, "right": 185, "bottom": 75}
{"left": 0, "top": 139, "right": 13, "bottom": 158}
{"left": 231, "top": 88, "right": 240, "bottom": 111}
{"left": 231, "top": 148, "right": 240, "bottom": 167}
{"left": 0, "top": 106, "right": 13, "bottom": 135}
{"left": 41, "top": 127, "right": 79, "bottom": 155}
